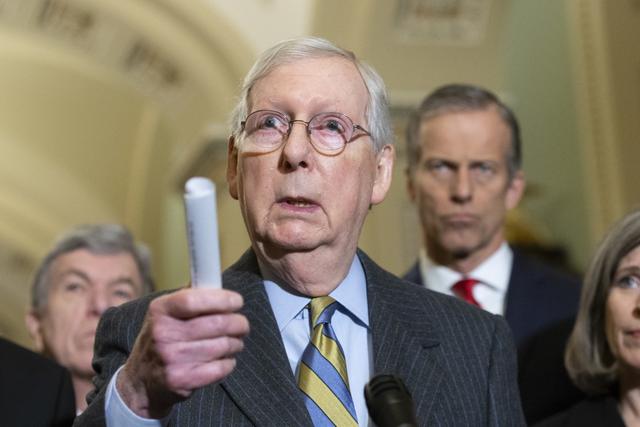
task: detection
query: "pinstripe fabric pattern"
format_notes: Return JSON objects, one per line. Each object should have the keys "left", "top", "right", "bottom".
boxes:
{"left": 75, "top": 249, "right": 525, "bottom": 427}
{"left": 362, "top": 250, "right": 525, "bottom": 426}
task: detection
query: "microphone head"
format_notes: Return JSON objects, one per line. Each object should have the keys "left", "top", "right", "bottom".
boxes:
{"left": 364, "top": 374, "right": 417, "bottom": 427}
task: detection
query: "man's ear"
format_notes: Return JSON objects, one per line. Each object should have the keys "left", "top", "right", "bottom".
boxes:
{"left": 370, "top": 144, "right": 395, "bottom": 206}
{"left": 506, "top": 170, "right": 526, "bottom": 210}
{"left": 226, "top": 136, "right": 239, "bottom": 200}
{"left": 25, "top": 310, "right": 45, "bottom": 352}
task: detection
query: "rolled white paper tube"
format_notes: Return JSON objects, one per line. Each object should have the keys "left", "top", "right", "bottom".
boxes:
{"left": 184, "top": 177, "right": 222, "bottom": 288}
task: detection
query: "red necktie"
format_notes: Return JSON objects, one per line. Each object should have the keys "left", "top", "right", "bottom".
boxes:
{"left": 452, "top": 278, "right": 480, "bottom": 306}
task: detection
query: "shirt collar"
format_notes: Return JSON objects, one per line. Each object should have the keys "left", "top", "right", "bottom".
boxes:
{"left": 471, "top": 243, "right": 512, "bottom": 291}
{"left": 263, "top": 255, "right": 369, "bottom": 332}
{"left": 420, "top": 243, "right": 513, "bottom": 292}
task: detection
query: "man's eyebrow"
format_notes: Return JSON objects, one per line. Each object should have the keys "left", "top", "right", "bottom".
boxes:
{"left": 107, "top": 277, "right": 137, "bottom": 288}
{"left": 425, "top": 158, "right": 457, "bottom": 166}
{"left": 57, "top": 269, "right": 91, "bottom": 282}
{"left": 57, "top": 270, "right": 138, "bottom": 288}
{"left": 469, "top": 160, "right": 499, "bottom": 166}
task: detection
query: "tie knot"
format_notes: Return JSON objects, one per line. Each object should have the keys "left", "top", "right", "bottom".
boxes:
{"left": 452, "top": 278, "right": 481, "bottom": 306}
{"left": 309, "top": 296, "right": 338, "bottom": 327}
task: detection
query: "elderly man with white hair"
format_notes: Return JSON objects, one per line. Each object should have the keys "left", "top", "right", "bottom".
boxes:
{"left": 76, "top": 37, "right": 524, "bottom": 427}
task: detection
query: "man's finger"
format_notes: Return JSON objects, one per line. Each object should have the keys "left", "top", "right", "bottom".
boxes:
{"left": 157, "top": 336, "right": 245, "bottom": 365}
{"left": 153, "top": 313, "right": 250, "bottom": 342}
{"left": 155, "top": 288, "right": 244, "bottom": 318}
{"left": 163, "top": 358, "right": 238, "bottom": 391}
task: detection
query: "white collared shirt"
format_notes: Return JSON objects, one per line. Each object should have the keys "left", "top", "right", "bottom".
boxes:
{"left": 419, "top": 243, "right": 513, "bottom": 315}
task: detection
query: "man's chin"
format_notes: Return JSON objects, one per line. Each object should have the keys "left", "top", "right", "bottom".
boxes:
{"left": 262, "top": 238, "right": 321, "bottom": 255}
{"left": 441, "top": 238, "right": 479, "bottom": 261}
{"left": 439, "top": 231, "right": 481, "bottom": 259}
{"left": 261, "top": 228, "right": 327, "bottom": 254}
{"left": 443, "top": 236, "right": 492, "bottom": 263}
{"left": 451, "top": 248, "right": 473, "bottom": 259}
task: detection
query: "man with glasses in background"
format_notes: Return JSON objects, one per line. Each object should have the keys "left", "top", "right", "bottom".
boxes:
{"left": 76, "top": 37, "right": 524, "bottom": 426}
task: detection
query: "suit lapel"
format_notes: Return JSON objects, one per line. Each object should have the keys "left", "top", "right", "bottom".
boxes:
{"left": 216, "top": 249, "right": 445, "bottom": 424}
{"left": 359, "top": 251, "right": 444, "bottom": 422}
{"left": 504, "top": 250, "right": 539, "bottom": 344}
{"left": 403, "top": 261, "right": 423, "bottom": 286}
{"left": 219, "top": 251, "right": 312, "bottom": 426}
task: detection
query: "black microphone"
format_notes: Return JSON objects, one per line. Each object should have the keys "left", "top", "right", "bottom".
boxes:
{"left": 364, "top": 374, "right": 418, "bottom": 427}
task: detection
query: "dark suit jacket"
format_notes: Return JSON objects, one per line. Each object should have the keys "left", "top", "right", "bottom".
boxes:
{"left": 76, "top": 249, "right": 524, "bottom": 426}
{"left": 403, "top": 248, "right": 583, "bottom": 424}
{"left": 518, "top": 318, "right": 585, "bottom": 424}
{"left": 403, "top": 248, "right": 581, "bottom": 347}
{"left": 533, "top": 395, "right": 625, "bottom": 427}
{"left": 0, "top": 337, "right": 76, "bottom": 427}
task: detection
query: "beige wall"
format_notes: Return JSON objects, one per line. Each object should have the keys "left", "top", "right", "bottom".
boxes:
{"left": 566, "top": 0, "right": 640, "bottom": 245}
{"left": 602, "top": 1, "right": 640, "bottom": 213}
{"left": 503, "top": 0, "right": 590, "bottom": 270}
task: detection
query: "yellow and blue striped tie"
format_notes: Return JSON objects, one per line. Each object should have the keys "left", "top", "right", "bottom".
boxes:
{"left": 298, "top": 296, "right": 358, "bottom": 427}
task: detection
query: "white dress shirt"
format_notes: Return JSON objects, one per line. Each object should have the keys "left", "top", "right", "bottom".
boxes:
{"left": 419, "top": 243, "right": 513, "bottom": 315}
{"left": 105, "top": 255, "right": 371, "bottom": 426}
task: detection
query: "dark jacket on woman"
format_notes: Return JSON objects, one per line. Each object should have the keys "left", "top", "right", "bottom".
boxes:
{"left": 535, "top": 395, "right": 625, "bottom": 427}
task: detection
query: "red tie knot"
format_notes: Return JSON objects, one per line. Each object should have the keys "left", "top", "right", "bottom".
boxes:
{"left": 452, "top": 278, "right": 481, "bottom": 307}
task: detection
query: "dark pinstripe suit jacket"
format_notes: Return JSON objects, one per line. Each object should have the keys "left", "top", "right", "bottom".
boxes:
{"left": 75, "top": 249, "right": 525, "bottom": 426}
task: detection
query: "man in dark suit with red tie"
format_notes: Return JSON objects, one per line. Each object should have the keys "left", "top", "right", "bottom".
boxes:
{"left": 402, "top": 84, "right": 583, "bottom": 423}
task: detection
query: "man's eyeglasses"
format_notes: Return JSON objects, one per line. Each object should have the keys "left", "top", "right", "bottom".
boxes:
{"left": 240, "top": 110, "right": 371, "bottom": 156}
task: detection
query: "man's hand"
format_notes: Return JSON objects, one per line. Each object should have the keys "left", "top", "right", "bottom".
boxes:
{"left": 116, "top": 288, "right": 249, "bottom": 419}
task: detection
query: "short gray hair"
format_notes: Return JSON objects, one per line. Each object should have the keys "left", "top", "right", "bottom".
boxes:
{"left": 405, "top": 84, "right": 521, "bottom": 179}
{"left": 229, "top": 36, "right": 393, "bottom": 152}
{"left": 30, "top": 224, "right": 154, "bottom": 310}
{"left": 565, "top": 209, "right": 640, "bottom": 394}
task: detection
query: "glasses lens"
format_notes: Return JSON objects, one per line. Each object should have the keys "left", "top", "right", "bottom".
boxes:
{"left": 309, "top": 113, "right": 352, "bottom": 152}
{"left": 244, "top": 111, "right": 288, "bottom": 149}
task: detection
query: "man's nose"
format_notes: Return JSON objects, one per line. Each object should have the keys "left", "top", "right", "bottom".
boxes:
{"left": 451, "top": 168, "right": 473, "bottom": 203}
{"left": 280, "top": 121, "right": 313, "bottom": 171}
{"left": 87, "top": 290, "right": 109, "bottom": 316}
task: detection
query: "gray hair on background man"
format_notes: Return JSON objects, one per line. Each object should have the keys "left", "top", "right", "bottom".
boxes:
{"left": 30, "top": 223, "right": 154, "bottom": 311}
{"left": 405, "top": 83, "right": 522, "bottom": 178}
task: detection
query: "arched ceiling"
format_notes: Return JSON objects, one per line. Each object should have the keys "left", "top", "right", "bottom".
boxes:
{"left": 0, "top": 0, "right": 254, "bottom": 260}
